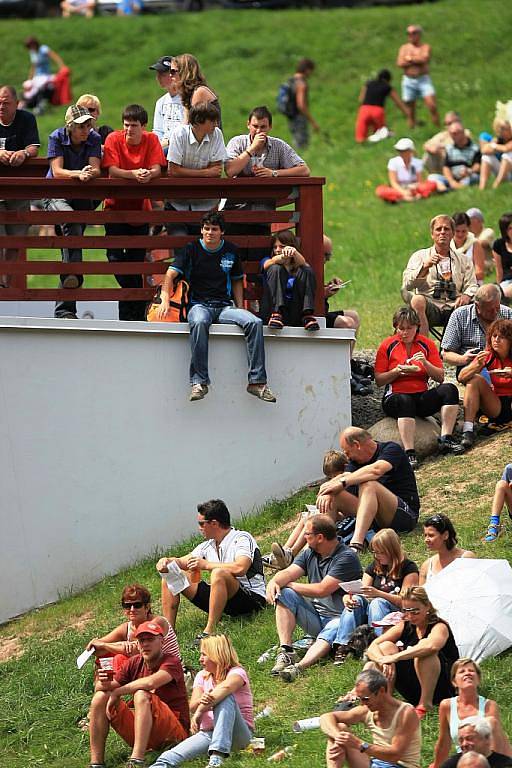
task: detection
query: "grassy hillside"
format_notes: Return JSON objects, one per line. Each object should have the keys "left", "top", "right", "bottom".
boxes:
{"left": 3, "top": 0, "right": 512, "bottom": 343}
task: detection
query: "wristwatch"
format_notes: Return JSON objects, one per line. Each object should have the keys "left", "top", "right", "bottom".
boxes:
{"left": 24, "top": 149, "right": 31, "bottom": 160}
{"left": 271, "top": 169, "right": 278, "bottom": 177}
{"left": 360, "top": 742, "right": 370, "bottom": 753}
{"left": 340, "top": 478, "right": 347, "bottom": 488}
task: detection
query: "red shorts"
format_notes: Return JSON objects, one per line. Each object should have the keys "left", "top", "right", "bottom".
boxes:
{"left": 110, "top": 693, "right": 188, "bottom": 751}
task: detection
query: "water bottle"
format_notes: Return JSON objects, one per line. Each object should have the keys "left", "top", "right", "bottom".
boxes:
{"left": 267, "top": 745, "right": 297, "bottom": 762}
{"left": 255, "top": 706, "right": 273, "bottom": 720}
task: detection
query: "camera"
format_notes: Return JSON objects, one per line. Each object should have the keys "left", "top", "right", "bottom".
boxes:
{"left": 433, "top": 279, "right": 457, "bottom": 301}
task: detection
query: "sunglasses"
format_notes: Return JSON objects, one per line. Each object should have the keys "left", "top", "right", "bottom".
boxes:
{"left": 402, "top": 607, "right": 421, "bottom": 615}
{"left": 169, "top": 68, "right": 179, "bottom": 75}
{"left": 425, "top": 514, "right": 446, "bottom": 529}
{"left": 356, "top": 695, "right": 371, "bottom": 703}
{"left": 122, "top": 601, "right": 144, "bottom": 609}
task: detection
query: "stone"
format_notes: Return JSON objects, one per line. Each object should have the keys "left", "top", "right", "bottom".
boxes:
{"left": 369, "top": 416, "right": 440, "bottom": 458}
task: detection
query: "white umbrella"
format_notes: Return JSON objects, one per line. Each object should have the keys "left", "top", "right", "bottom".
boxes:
{"left": 424, "top": 558, "right": 512, "bottom": 662}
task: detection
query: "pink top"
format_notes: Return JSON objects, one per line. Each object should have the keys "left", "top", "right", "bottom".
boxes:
{"left": 194, "top": 665, "right": 254, "bottom": 731}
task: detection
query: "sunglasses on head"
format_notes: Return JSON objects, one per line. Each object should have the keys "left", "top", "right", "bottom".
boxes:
{"left": 402, "top": 607, "right": 421, "bottom": 614}
{"left": 122, "top": 601, "right": 144, "bottom": 609}
{"left": 425, "top": 514, "right": 446, "bottom": 530}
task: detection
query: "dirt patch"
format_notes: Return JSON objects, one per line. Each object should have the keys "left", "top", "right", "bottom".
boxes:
{"left": 69, "top": 611, "right": 94, "bottom": 633}
{"left": 0, "top": 635, "right": 24, "bottom": 663}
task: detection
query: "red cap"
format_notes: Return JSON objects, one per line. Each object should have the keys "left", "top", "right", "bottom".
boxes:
{"left": 133, "top": 620, "right": 164, "bottom": 638}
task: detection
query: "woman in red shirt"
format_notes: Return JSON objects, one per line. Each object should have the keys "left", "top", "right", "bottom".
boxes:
{"left": 375, "top": 307, "right": 463, "bottom": 469}
{"left": 459, "top": 318, "right": 512, "bottom": 447}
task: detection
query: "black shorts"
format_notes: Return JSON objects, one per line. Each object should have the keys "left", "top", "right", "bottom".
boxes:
{"left": 389, "top": 497, "right": 419, "bottom": 533}
{"left": 326, "top": 310, "right": 344, "bottom": 328}
{"left": 496, "top": 396, "right": 512, "bottom": 424}
{"left": 190, "top": 580, "right": 266, "bottom": 617}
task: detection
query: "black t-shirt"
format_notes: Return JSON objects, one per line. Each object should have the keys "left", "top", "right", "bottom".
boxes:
{"left": 363, "top": 79, "right": 392, "bottom": 107}
{"left": 347, "top": 441, "right": 420, "bottom": 513}
{"left": 364, "top": 557, "right": 418, "bottom": 593}
{"left": 441, "top": 753, "right": 512, "bottom": 768}
{"left": 492, "top": 238, "right": 512, "bottom": 282}
{"left": 172, "top": 239, "right": 244, "bottom": 304}
{"left": 0, "top": 109, "right": 40, "bottom": 151}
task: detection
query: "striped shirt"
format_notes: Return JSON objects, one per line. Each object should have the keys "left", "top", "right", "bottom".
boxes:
{"left": 441, "top": 302, "right": 512, "bottom": 355}
{"left": 226, "top": 133, "right": 305, "bottom": 175}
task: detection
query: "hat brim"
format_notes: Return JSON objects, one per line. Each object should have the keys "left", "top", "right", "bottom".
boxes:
{"left": 149, "top": 64, "right": 168, "bottom": 72}
{"left": 69, "top": 115, "right": 93, "bottom": 125}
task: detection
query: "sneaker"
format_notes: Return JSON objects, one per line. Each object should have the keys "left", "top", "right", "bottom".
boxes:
{"left": 125, "top": 760, "right": 145, "bottom": 768}
{"left": 190, "top": 383, "right": 208, "bottom": 402}
{"left": 247, "top": 384, "right": 277, "bottom": 402}
{"left": 261, "top": 552, "right": 279, "bottom": 569}
{"left": 270, "top": 542, "right": 293, "bottom": 569}
{"left": 279, "top": 663, "right": 302, "bottom": 682}
{"left": 406, "top": 451, "right": 418, "bottom": 470}
{"left": 333, "top": 644, "right": 351, "bottom": 666}
{"left": 270, "top": 648, "right": 298, "bottom": 675}
{"left": 62, "top": 275, "right": 80, "bottom": 289}
{"left": 438, "top": 435, "right": 465, "bottom": 455}
{"left": 461, "top": 430, "right": 475, "bottom": 449}
{"left": 205, "top": 756, "right": 224, "bottom": 768}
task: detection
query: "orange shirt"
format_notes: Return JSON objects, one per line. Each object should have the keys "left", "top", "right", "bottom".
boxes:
{"left": 102, "top": 130, "right": 166, "bottom": 211}
{"left": 375, "top": 333, "right": 442, "bottom": 394}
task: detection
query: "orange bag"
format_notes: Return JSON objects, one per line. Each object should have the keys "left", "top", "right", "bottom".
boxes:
{"left": 146, "top": 280, "right": 189, "bottom": 323}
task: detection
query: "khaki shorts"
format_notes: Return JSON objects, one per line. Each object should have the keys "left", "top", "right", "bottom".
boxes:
{"left": 0, "top": 199, "right": 30, "bottom": 237}
{"left": 424, "top": 299, "right": 453, "bottom": 329}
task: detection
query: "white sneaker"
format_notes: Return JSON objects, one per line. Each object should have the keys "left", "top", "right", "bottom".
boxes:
{"left": 206, "top": 755, "right": 224, "bottom": 768}
{"left": 270, "top": 648, "right": 298, "bottom": 675}
{"left": 368, "top": 126, "right": 390, "bottom": 143}
{"left": 190, "top": 384, "right": 208, "bottom": 402}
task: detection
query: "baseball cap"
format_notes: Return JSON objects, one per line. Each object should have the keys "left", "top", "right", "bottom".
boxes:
{"left": 407, "top": 24, "right": 422, "bottom": 34}
{"left": 133, "top": 620, "right": 165, "bottom": 638}
{"left": 149, "top": 56, "right": 175, "bottom": 73}
{"left": 65, "top": 105, "right": 93, "bottom": 126}
{"left": 466, "top": 207, "right": 484, "bottom": 221}
{"left": 394, "top": 137, "right": 415, "bottom": 152}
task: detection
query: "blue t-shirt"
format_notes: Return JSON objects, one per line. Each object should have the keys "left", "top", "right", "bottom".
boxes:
{"left": 30, "top": 45, "right": 51, "bottom": 77}
{"left": 46, "top": 126, "right": 102, "bottom": 177}
{"left": 172, "top": 239, "right": 243, "bottom": 305}
{"left": 294, "top": 539, "right": 362, "bottom": 617}
{"left": 347, "top": 440, "right": 420, "bottom": 513}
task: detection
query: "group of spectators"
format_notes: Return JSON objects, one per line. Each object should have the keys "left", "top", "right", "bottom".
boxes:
{"left": 83, "top": 440, "right": 511, "bottom": 768}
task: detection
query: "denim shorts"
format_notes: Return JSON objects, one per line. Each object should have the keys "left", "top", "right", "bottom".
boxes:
{"left": 401, "top": 74, "right": 435, "bottom": 102}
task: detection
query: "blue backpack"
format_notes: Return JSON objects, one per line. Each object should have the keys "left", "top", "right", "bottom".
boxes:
{"left": 276, "top": 77, "right": 297, "bottom": 118}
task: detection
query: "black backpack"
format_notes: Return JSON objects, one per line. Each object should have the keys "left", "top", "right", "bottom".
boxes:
{"left": 276, "top": 77, "right": 297, "bottom": 118}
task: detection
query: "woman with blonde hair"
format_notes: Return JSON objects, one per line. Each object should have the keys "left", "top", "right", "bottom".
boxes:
{"left": 150, "top": 634, "right": 253, "bottom": 768}
{"left": 366, "top": 586, "right": 459, "bottom": 718}
{"left": 358, "top": 528, "right": 419, "bottom": 633}
{"left": 75, "top": 93, "right": 113, "bottom": 145}
{"left": 174, "top": 54, "right": 222, "bottom": 126}
{"left": 431, "top": 657, "right": 512, "bottom": 768}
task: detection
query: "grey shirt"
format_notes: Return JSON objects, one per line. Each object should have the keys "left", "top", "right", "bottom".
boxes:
{"left": 294, "top": 539, "right": 362, "bottom": 618}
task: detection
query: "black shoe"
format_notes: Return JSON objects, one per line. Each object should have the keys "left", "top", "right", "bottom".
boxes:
{"left": 438, "top": 435, "right": 465, "bottom": 455}
{"left": 351, "top": 359, "right": 374, "bottom": 380}
{"left": 351, "top": 375, "right": 372, "bottom": 397}
{"left": 405, "top": 450, "right": 418, "bottom": 470}
{"left": 461, "top": 430, "right": 476, "bottom": 449}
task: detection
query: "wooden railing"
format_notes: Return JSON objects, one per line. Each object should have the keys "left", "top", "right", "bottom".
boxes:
{"left": 0, "top": 160, "right": 325, "bottom": 315}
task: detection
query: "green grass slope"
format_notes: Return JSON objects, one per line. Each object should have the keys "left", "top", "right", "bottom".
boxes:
{"left": 3, "top": 0, "right": 512, "bottom": 340}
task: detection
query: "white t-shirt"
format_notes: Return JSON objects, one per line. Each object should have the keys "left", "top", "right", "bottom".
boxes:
{"left": 152, "top": 92, "right": 185, "bottom": 147}
{"left": 190, "top": 528, "right": 265, "bottom": 598}
{"left": 387, "top": 155, "right": 423, "bottom": 185}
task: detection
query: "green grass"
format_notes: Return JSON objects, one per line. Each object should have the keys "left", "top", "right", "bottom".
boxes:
{"left": 3, "top": 0, "right": 512, "bottom": 338}
{"left": 2, "top": 2, "right": 512, "bottom": 766}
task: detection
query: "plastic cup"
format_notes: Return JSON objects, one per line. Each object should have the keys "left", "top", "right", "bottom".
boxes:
{"left": 98, "top": 656, "right": 114, "bottom": 680}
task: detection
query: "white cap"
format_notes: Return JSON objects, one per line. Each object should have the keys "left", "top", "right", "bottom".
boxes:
{"left": 466, "top": 207, "right": 484, "bottom": 221}
{"left": 394, "top": 137, "right": 415, "bottom": 152}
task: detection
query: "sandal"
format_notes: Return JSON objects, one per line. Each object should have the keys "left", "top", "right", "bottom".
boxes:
{"left": 268, "top": 313, "right": 284, "bottom": 330}
{"left": 303, "top": 314, "right": 320, "bottom": 332}
{"left": 481, "top": 522, "right": 503, "bottom": 543}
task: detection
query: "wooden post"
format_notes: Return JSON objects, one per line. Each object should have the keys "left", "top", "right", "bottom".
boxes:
{"left": 295, "top": 181, "right": 324, "bottom": 316}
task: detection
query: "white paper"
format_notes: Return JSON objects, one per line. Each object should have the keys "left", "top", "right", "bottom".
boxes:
{"left": 76, "top": 646, "right": 95, "bottom": 669}
{"left": 302, "top": 504, "right": 319, "bottom": 519}
{"left": 160, "top": 561, "right": 190, "bottom": 595}
{"left": 339, "top": 579, "right": 364, "bottom": 594}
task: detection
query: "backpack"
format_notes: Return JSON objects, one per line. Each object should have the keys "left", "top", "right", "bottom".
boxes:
{"left": 146, "top": 280, "right": 189, "bottom": 323}
{"left": 276, "top": 77, "right": 297, "bottom": 118}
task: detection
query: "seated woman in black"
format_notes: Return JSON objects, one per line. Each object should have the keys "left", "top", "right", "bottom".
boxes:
{"left": 260, "top": 229, "right": 319, "bottom": 331}
{"left": 366, "top": 585, "right": 458, "bottom": 720}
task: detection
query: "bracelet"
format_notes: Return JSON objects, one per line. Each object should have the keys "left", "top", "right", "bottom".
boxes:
{"left": 246, "top": 149, "right": 253, "bottom": 157}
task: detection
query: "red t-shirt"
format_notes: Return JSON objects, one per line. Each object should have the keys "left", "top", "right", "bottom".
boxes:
{"left": 102, "top": 130, "right": 166, "bottom": 211}
{"left": 375, "top": 334, "right": 442, "bottom": 394}
{"left": 115, "top": 653, "right": 190, "bottom": 731}
{"left": 485, "top": 352, "right": 512, "bottom": 397}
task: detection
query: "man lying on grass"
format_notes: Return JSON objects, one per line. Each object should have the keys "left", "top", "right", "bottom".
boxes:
{"left": 88, "top": 621, "right": 189, "bottom": 768}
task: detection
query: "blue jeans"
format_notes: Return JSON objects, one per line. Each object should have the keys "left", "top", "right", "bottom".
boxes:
{"left": 187, "top": 303, "right": 267, "bottom": 386}
{"left": 276, "top": 587, "right": 367, "bottom": 647}
{"left": 149, "top": 694, "right": 252, "bottom": 767}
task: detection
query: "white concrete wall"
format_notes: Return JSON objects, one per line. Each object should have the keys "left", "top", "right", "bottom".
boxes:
{"left": 0, "top": 317, "right": 353, "bottom": 623}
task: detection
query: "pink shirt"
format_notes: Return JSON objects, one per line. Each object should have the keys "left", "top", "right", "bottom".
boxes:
{"left": 194, "top": 665, "right": 254, "bottom": 731}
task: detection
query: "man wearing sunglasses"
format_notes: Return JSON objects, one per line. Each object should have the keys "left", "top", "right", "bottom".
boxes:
{"left": 156, "top": 499, "right": 266, "bottom": 646}
{"left": 320, "top": 668, "right": 421, "bottom": 768}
